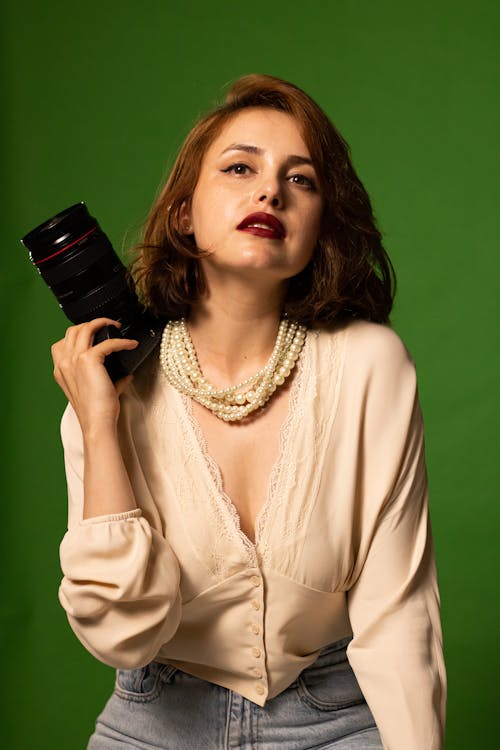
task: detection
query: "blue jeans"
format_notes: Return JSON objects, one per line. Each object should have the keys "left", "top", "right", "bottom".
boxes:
{"left": 87, "top": 636, "right": 383, "bottom": 749}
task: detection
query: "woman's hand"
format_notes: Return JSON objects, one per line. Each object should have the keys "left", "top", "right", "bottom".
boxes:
{"left": 51, "top": 318, "right": 139, "bottom": 434}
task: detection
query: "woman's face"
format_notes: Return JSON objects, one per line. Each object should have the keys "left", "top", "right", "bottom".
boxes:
{"left": 183, "top": 107, "right": 324, "bottom": 286}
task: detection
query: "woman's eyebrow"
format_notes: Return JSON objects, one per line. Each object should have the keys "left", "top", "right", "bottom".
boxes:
{"left": 221, "top": 143, "right": 262, "bottom": 155}
{"left": 220, "top": 143, "right": 314, "bottom": 167}
{"left": 287, "top": 155, "right": 314, "bottom": 167}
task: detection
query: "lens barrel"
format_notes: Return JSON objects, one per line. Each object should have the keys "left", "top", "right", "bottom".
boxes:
{"left": 21, "top": 202, "right": 163, "bottom": 381}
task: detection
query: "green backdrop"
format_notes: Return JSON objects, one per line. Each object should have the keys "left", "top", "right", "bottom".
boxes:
{"left": 2, "top": 1, "right": 498, "bottom": 747}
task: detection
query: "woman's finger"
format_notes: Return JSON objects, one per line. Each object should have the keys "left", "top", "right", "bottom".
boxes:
{"left": 66, "top": 318, "right": 122, "bottom": 351}
{"left": 75, "top": 337, "right": 139, "bottom": 365}
{"left": 91, "top": 337, "right": 139, "bottom": 357}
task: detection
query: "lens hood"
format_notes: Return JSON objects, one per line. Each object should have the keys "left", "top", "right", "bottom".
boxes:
{"left": 21, "top": 202, "right": 164, "bottom": 381}
{"left": 22, "top": 203, "right": 97, "bottom": 265}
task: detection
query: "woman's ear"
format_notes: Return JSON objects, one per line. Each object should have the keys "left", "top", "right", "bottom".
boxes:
{"left": 179, "top": 201, "right": 193, "bottom": 235}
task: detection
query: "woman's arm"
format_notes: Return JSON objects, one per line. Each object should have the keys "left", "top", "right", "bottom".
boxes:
{"left": 53, "top": 320, "right": 182, "bottom": 668}
{"left": 81, "top": 423, "right": 137, "bottom": 519}
{"left": 347, "top": 405, "right": 446, "bottom": 749}
{"left": 51, "top": 317, "right": 139, "bottom": 519}
{"left": 344, "top": 325, "right": 446, "bottom": 750}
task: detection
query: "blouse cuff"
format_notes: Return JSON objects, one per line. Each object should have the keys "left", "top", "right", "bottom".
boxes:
{"left": 79, "top": 508, "right": 142, "bottom": 525}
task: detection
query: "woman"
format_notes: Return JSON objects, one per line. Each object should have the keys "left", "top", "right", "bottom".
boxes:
{"left": 53, "top": 74, "right": 446, "bottom": 749}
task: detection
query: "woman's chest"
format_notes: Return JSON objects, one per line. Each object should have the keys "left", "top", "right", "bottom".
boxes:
{"left": 138, "top": 329, "right": 356, "bottom": 591}
{"left": 190, "top": 382, "right": 292, "bottom": 544}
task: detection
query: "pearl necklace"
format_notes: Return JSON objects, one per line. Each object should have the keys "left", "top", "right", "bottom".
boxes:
{"left": 159, "top": 317, "right": 307, "bottom": 421}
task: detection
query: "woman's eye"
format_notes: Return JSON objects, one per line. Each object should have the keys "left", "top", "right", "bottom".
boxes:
{"left": 222, "top": 163, "right": 251, "bottom": 176}
{"left": 288, "top": 173, "right": 316, "bottom": 190}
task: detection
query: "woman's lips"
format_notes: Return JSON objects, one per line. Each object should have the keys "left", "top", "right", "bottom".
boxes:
{"left": 236, "top": 212, "right": 286, "bottom": 240}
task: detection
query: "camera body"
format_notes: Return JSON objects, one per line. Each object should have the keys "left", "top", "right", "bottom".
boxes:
{"left": 21, "top": 202, "right": 163, "bottom": 381}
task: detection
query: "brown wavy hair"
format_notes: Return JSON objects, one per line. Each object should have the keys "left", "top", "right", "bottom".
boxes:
{"left": 131, "top": 74, "right": 396, "bottom": 327}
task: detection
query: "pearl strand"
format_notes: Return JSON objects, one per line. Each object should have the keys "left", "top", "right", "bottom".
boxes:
{"left": 159, "top": 317, "right": 307, "bottom": 421}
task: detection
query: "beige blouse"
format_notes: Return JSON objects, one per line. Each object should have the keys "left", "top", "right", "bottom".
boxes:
{"left": 58, "top": 319, "right": 446, "bottom": 749}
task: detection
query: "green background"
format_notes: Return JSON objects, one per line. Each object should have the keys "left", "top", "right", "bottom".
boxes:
{"left": 2, "top": 1, "right": 498, "bottom": 747}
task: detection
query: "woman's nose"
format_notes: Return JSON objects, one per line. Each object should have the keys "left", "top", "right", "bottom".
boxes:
{"left": 257, "top": 193, "right": 280, "bottom": 208}
{"left": 253, "top": 176, "right": 283, "bottom": 208}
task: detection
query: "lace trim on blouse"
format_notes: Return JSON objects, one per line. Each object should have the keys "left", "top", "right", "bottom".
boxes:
{"left": 178, "top": 332, "right": 311, "bottom": 568}
{"left": 153, "top": 327, "right": 345, "bottom": 580}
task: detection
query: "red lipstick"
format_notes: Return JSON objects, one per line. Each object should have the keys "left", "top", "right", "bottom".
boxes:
{"left": 236, "top": 212, "right": 286, "bottom": 240}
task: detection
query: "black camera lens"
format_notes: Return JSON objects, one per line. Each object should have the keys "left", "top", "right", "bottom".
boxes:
{"left": 21, "top": 202, "right": 163, "bottom": 381}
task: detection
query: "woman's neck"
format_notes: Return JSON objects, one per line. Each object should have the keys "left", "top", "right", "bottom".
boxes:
{"left": 187, "top": 279, "right": 286, "bottom": 387}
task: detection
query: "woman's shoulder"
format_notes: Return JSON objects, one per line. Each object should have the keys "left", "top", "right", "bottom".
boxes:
{"left": 313, "top": 319, "right": 416, "bottom": 384}
{"left": 348, "top": 319, "right": 413, "bottom": 363}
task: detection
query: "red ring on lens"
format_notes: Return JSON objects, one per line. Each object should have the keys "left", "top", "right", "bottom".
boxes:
{"left": 35, "top": 226, "right": 98, "bottom": 265}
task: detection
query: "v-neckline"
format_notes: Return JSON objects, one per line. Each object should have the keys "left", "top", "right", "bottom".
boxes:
{"left": 176, "top": 334, "right": 310, "bottom": 552}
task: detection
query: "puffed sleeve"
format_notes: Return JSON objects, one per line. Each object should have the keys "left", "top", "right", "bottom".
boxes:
{"left": 345, "top": 327, "right": 446, "bottom": 750}
{"left": 58, "top": 402, "right": 182, "bottom": 669}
